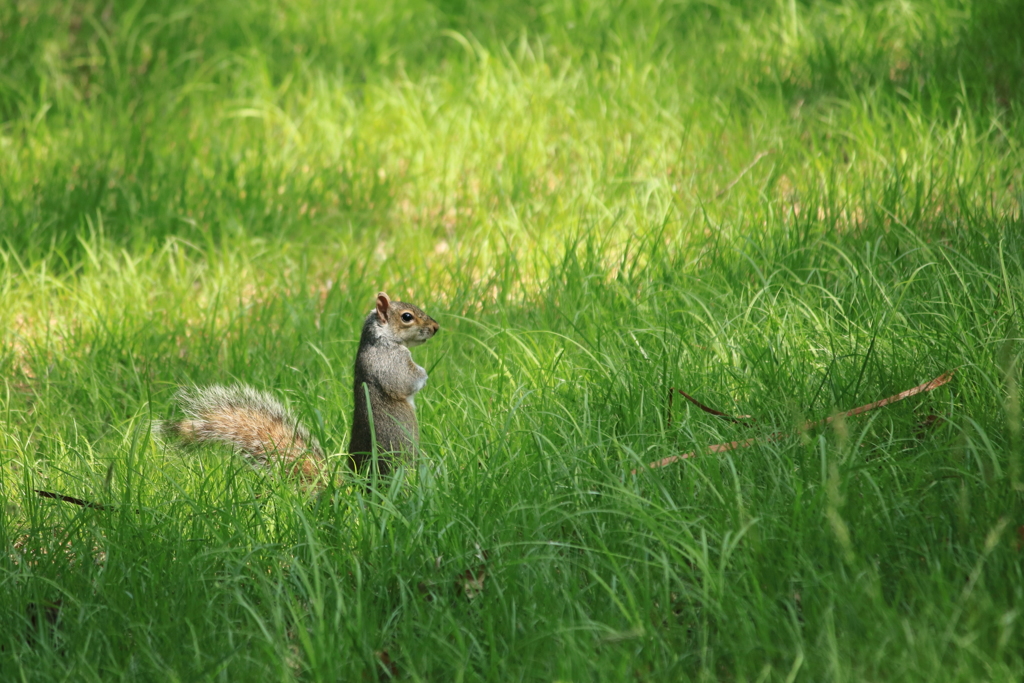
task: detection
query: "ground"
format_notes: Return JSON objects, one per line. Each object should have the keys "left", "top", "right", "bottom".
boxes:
{"left": 1, "top": 1, "right": 1023, "bottom": 680}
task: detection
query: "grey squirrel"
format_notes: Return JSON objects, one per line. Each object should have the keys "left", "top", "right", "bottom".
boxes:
{"left": 159, "top": 292, "right": 440, "bottom": 487}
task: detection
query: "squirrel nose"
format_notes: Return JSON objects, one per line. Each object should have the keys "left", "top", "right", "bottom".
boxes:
{"left": 431, "top": 321, "right": 440, "bottom": 334}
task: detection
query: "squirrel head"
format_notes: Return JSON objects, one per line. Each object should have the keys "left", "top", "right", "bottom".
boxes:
{"left": 373, "top": 292, "right": 439, "bottom": 347}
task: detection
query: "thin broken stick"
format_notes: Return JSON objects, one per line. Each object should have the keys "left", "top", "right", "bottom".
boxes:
{"left": 715, "top": 150, "right": 774, "bottom": 198}
{"left": 638, "top": 370, "right": 955, "bottom": 473}
{"left": 668, "top": 386, "right": 754, "bottom": 427}
{"left": 35, "top": 489, "right": 108, "bottom": 511}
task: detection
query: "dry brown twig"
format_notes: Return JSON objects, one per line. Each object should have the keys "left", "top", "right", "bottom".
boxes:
{"left": 715, "top": 150, "right": 775, "bottom": 198}
{"left": 640, "top": 370, "right": 955, "bottom": 473}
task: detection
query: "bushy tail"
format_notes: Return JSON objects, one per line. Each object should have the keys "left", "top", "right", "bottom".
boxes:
{"left": 157, "top": 384, "right": 325, "bottom": 484}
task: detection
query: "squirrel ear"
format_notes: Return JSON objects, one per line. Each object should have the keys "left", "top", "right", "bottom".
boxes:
{"left": 375, "top": 292, "right": 390, "bottom": 323}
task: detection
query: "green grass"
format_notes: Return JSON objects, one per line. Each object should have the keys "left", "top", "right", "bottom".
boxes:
{"left": 2, "top": 0, "right": 1023, "bottom": 680}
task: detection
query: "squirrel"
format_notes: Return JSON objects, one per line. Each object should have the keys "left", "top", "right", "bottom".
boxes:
{"left": 158, "top": 292, "right": 440, "bottom": 488}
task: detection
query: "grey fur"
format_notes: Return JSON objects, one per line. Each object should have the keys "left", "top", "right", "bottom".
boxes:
{"left": 156, "top": 293, "right": 437, "bottom": 484}
{"left": 349, "top": 294, "right": 439, "bottom": 475}
{"left": 161, "top": 384, "right": 323, "bottom": 467}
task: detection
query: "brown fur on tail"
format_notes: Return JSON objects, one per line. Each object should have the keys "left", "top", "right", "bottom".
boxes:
{"left": 159, "top": 385, "right": 325, "bottom": 486}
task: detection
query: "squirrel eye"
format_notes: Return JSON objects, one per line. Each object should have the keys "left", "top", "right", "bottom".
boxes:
{"left": 401, "top": 312, "right": 414, "bottom": 323}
